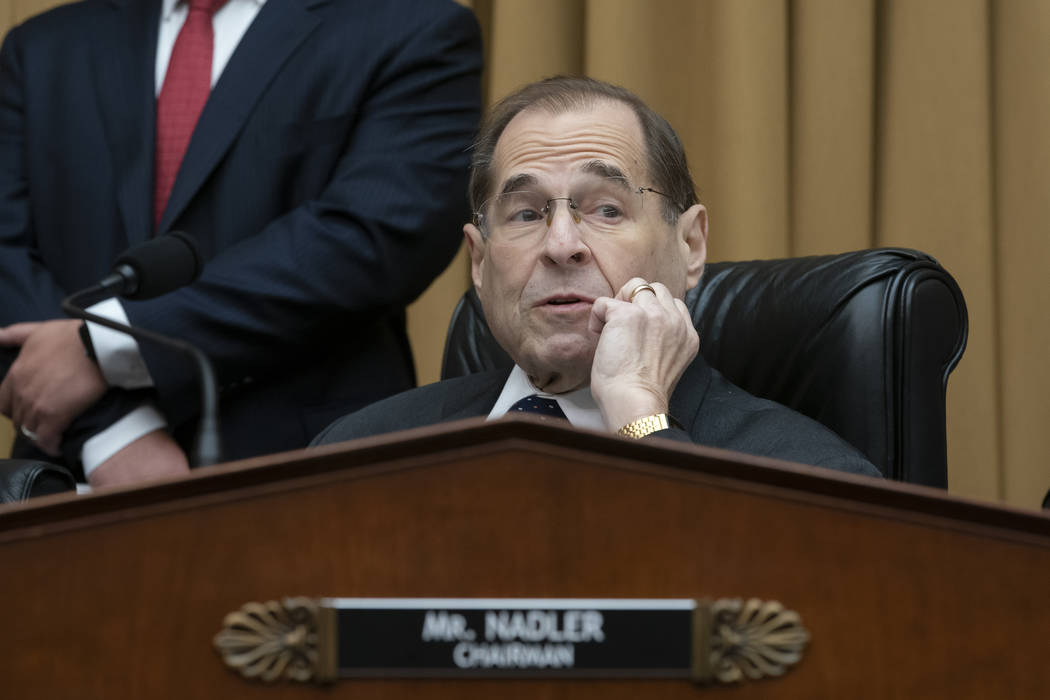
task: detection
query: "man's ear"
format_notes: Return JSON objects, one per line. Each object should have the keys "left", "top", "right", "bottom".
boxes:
{"left": 463, "top": 222, "right": 486, "bottom": 290}
{"left": 678, "top": 203, "right": 708, "bottom": 289}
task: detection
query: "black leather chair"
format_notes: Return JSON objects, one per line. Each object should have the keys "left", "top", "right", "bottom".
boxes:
{"left": 442, "top": 248, "right": 968, "bottom": 488}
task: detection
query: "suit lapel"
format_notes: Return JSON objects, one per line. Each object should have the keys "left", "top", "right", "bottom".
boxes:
{"left": 438, "top": 371, "right": 510, "bottom": 422}
{"left": 96, "top": 0, "right": 160, "bottom": 246}
{"left": 670, "top": 354, "right": 713, "bottom": 435}
{"left": 157, "top": 0, "right": 322, "bottom": 233}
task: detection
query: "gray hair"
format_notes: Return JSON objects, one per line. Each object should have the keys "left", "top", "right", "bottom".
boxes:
{"left": 469, "top": 75, "right": 699, "bottom": 225}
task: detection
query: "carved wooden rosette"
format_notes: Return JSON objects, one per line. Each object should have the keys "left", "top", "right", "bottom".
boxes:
{"left": 212, "top": 597, "right": 337, "bottom": 684}
{"left": 692, "top": 598, "right": 810, "bottom": 684}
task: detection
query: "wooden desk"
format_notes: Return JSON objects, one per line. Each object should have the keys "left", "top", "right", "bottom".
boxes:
{"left": 3, "top": 417, "right": 1048, "bottom": 698}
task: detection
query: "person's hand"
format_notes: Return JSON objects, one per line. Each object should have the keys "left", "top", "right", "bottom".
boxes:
{"left": 588, "top": 277, "right": 699, "bottom": 432}
{"left": 0, "top": 320, "right": 108, "bottom": 455}
{"left": 87, "top": 429, "right": 190, "bottom": 489}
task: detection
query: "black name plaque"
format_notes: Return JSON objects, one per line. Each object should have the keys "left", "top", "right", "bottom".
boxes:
{"left": 329, "top": 597, "right": 694, "bottom": 678}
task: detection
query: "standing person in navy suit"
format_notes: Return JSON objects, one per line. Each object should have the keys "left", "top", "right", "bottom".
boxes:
{"left": 0, "top": 0, "right": 483, "bottom": 487}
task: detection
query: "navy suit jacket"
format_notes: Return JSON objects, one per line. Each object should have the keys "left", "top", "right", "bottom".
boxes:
{"left": 0, "top": 0, "right": 482, "bottom": 473}
{"left": 312, "top": 355, "right": 883, "bottom": 478}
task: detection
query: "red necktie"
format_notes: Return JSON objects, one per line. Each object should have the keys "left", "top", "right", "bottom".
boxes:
{"left": 153, "top": 0, "right": 228, "bottom": 230}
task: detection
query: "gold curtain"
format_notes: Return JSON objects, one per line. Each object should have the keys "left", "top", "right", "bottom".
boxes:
{"left": 4, "top": 0, "right": 1048, "bottom": 509}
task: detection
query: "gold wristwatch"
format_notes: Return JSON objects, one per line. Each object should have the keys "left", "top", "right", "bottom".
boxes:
{"left": 617, "top": 413, "right": 682, "bottom": 439}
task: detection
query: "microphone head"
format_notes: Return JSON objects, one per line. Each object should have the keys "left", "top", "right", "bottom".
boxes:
{"left": 113, "top": 231, "right": 202, "bottom": 300}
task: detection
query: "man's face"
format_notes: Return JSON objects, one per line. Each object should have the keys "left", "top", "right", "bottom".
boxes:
{"left": 464, "top": 101, "right": 707, "bottom": 393}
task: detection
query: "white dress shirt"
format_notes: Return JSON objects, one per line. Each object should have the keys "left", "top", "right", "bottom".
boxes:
{"left": 81, "top": 0, "right": 266, "bottom": 476}
{"left": 488, "top": 365, "right": 609, "bottom": 432}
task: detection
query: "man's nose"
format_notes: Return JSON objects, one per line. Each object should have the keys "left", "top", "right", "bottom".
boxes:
{"left": 542, "top": 201, "right": 589, "bottom": 265}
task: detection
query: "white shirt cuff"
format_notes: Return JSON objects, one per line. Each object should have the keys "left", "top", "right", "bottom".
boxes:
{"left": 85, "top": 298, "right": 155, "bottom": 389}
{"left": 81, "top": 404, "right": 168, "bottom": 478}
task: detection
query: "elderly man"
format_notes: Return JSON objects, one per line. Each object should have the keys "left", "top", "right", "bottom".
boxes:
{"left": 314, "top": 76, "right": 880, "bottom": 477}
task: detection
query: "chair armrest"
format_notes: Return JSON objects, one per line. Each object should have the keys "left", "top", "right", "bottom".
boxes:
{"left": 0, "top": 459, "right": 76, "bottom": 503}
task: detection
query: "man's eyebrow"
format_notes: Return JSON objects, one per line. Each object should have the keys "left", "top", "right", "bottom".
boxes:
{"left": 498, "top": 173, "right": 538, "bottom": 195}
{"left": 581, "top": 160, "right": 629, "bottom": 183}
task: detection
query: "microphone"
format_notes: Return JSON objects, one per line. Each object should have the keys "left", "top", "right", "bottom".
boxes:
{"left": 62, "top": 233, "right": 223, "bottom": 468}
{"left": 78, "top": 231, "right": 202, "bottom": 306}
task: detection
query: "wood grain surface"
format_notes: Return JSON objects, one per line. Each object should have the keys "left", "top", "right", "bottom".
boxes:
{"left": 2, "top": 418, "right": 1048, "bottom": 699}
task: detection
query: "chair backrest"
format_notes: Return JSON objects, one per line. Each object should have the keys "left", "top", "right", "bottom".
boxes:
{"left": 441, "top": 248, "right": 968, "bottom": 487}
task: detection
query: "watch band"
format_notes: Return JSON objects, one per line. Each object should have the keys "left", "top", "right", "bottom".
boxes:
{"left": 617, "top": 413, "right": 682, "bottom": 439}
{"left": 78, "top": 321, "right": 98, "bottom": 365}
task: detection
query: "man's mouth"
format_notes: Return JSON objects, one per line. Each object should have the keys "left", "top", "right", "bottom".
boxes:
{"left": 538, "top": 294, "right": 595, "bottom": 307}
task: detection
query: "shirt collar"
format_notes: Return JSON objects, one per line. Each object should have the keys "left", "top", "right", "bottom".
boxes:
{"left": 162, "top": 0, "right": 266, "bottom": 21}
{"left": 161, "top": 0, "right": 179, "bottom": 20}
{"left": 488, "top": 365, "right": 607, "bottom": 432}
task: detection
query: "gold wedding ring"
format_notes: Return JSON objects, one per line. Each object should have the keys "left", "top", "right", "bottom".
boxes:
{"left": 629, "top": 283, "right": 656, "bottom": 302}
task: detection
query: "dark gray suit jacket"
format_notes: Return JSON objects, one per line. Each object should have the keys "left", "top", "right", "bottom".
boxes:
{"left": 313, "top": 356, "right": 882, "bottom": 478}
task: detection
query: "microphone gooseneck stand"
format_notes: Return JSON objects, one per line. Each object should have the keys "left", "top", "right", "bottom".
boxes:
{"left": 62, "top": 282, "right": 222, "bottom": 468}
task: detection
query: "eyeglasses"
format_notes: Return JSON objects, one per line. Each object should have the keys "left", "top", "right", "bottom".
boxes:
{"left": 474, "top": 176, "right": 679, "bottom": 243}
